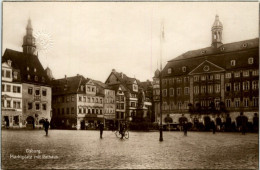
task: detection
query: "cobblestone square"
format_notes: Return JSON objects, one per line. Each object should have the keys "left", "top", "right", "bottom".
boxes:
{"left": 2, "top": 130, "right": 258, "bottom": 169}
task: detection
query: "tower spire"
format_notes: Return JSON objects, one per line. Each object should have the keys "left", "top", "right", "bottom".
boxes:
{"left": 22, "top": 18, "right": 36, "bottom": 55}
{"left": 211, "top": 15, "right": 223, "bottom": 48}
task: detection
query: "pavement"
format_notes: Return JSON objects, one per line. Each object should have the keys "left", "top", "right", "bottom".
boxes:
{"left": 2, "top": 130, "right": 258, "bottom": 169}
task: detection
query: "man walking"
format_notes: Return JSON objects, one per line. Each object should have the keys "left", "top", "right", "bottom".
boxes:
{"left": 44, "top": 119, "right": 50, "bottom": 136}
{"left": 99, "top": 122, "right": 104, "bottom": 138}
{"left": 183, "top": 121, "right": 188, "bottom": 136}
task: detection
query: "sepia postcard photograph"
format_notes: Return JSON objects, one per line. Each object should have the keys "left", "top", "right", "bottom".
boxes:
{"left": 1, "top": 1, "right": 259, "bottom": 169}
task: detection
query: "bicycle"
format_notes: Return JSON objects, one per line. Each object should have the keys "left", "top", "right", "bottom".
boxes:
{"left": 115, "top": 129, "right": 129, "bottom": 139}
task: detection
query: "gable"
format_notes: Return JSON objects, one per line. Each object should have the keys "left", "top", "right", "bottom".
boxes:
{"left": 189, "top": 60, "right": 225, "bottom": 75}
{"left": 2, "top": 62, "right": 12, "bottom": 69}
{"left": 106, "top": 73, "right": 120, "bottom": 84}
{"left": 86, "top": 79, "right": 95, "bottom": 86}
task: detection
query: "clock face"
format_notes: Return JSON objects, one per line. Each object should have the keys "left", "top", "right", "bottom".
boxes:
{"left": 203, "top": 65, "right": 210, "bottom": 72}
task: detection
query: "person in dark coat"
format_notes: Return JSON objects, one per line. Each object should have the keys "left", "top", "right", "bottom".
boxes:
{"left": 183, "top": 121, "right": 188, "bottom": 136}
{"left": 211, "top": 121, "right": 216, "bottom": 134}
{"left": 44, "top": 119, "right": 50, "bottom": 136}
{"left": 99, "top": 122, "right": 104, "bottom": 138}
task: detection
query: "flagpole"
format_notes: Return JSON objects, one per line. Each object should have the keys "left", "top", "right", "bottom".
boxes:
{"left": 159, "top": 21, "right": 164, "bottom": 142}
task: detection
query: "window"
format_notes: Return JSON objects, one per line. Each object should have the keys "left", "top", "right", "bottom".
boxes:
{"left": 87, "top": 86, "right": 90, "bottom": 92}
{"left": 243, "top": 81, "right": 250, "bottom": 91}
{"left": 87, "top": 97, "right": 90, "bottom": 102}
{"left": 6, "top": 85, "right": 11, "bottom": 92}
{"left": 96, "top": 98, "right": 98, "bottom": 103}
{"left": 35, "top": 89, "right": 40, "bottom": 96}
{"left": 225, "top": 73, "right": 231, "bottom": 79}
{"left": 253, "top": 97, "right": 259, "bottom": 107}
{"left": 184, "top": 87, "right": 189, "bottom": 95}
{"left": 201, "top": 75, "right": 206, "bottom": 81}
{"left": 201, "top": 86, "right": 206, "bottom": 93}
{"left": 79, "top": 108, "right": 82, "bottom": 114}
{"left": 57, "top": 108, "right": 60, "bottom": 115}
{"left": 42, "top": 77, "right": 45, "bottom": 83}
{"left": 168, "top": 78, "right": 173, "bottom": 85}
{"left": 162, "top": 89, "right": 167, "bottom": 97}
{"left": 248, "top": 58, "right": 254, "bottom": 64}
{"left": 184, "top": 77, "right": 189, "bottom": 83}
{"left": 252, "top": 70, "right": 259, "bottom": 76}
{"left": 28, "top": 102, "right": 32, "bottom": 110}
{"left": 71, "top": 107, "right": 75, "bottom": 114}
{"left": 215, "top": 74, "right": 220, "bottom": 80}
{"left": 27, "top": 67, "right": 29, "bottom": 71}
{"left": 28, "top": 88, "right": 33, "bottom": 95}
{"left": 252, "top": 81, "right": 258, "bottom": 90}
{"left": 34, "top": 68, "right": 37, "bottom": 72}
{"left": 231, "top": 60, "right": 236, "bottom": 66}
{"left": 42, "top": 104, "right": 47, "bottom": 110}
{"left": 177, "top": 102, "right": 182, "bottom": 110}
{"left": 225, "top": 83, "right": 231, "bottom": 92}
{"left": 215, "top": 84, "right": 220, "bottom": 93}
{"left": 168, "top": 68, "right": 172, "bottom": 74}
{"left": 6, "top": 70, "right": 11, "bottom": 78}
{"left": 13, "top": 72, "right": 18, "bottom": 79}
{"left": 14, "top": 101, "right": 21, "bottom": 109}
{"left": 79, "top": 96, "right": 82, "bottom": 102}
{"left": 243, "top": 98, "right": 249, "bottom": 107}
{"left": 194, "top": 86, "right": 199, "bottom": 94}
{"left": 234, "top": 83, "right": 240, "bottom": 91}
{"left": 176, "top": 78, "right": 182, "bottom": 83}
{"left": 234, "top": 72, "right": 240, "bottom": 78}
{"left": 92, "top": 87, "right": 95, "bottom": 92}
{"left": 235, "top": 98, "right": 240, "bottom": 108}
{"left": 1, "top": 70, "right": 4, "bottom": 77}
{"left": 131, "top": 102, "right": 135, "bottom": 107}
{"left": 243, "top": 70, "right": 249, "bottom": 77}
{"left": 169, "top": 88, "right": 174, "bottom": 96}
{"left": 35, "top": 103, "right": 40, "bottom": 110}
{"left": 182, "top": 66, "right": 186, "bottom": 72}
{"left": 226, "top": 99, "right": 231, "bottom": 108}
{"left": 92, "top": 98, "right": 94, "bottom": 103}
{"left": 2, "top": 84, "right": 5, "bottom": 92}
{"left": 208, "top": 75, "right": 213, "bottom": 81}
{"left": 34, "top": 76, "right": 38, "bottom": 81}
{"left": 42, "top": 90, "right": 47, "bottom": 96}
{"left": 177, "top": 88, "right": 181, "bottom": 96}
{"left": 7, "top": 100, "right": 11, "bottom": 108}
{"left": 208, "top": 85, "right": 213, "bottom": 93}
{"left": 194, "top": 76, "right": 199, "bottom": 82}
{"left": 27, "top": 75, "right": 31, "bottom": 80}
{"left": 100, "top": 99, "right": 103, "bottom": 104}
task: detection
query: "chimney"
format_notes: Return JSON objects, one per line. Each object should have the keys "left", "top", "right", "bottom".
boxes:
{"left": 112, "top": 69, "right": 116, "bottom": 73}
{"left": 120, "top": 72, "right": 123, "bottom": 78}
{"left": 65, "top": 75, "right": 67, "bottom": 79}
{"left": 77, "top": 74, "right": 80, "bottom": 77}
{"left": 7, "top": 60, "right": 12, "bottom": 66}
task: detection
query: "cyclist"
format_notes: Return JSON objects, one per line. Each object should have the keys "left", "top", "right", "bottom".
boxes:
{"left": 119, "top": 122, "right": 126, "bottom": 139}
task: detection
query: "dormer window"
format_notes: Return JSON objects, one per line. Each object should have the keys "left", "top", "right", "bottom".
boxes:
{"left": 34, "top": 76, "right": 38, "bottom": 81}
{"left": 231, "top": 60, "right": 236, "bottom": 66}
{"left": 182, "top": 66, "right": 186, "bottom": 72}
{"left": 13, "top": 71, "right": 18, "bottom": 79}
{"left": 27, "top": 67, "right": 29, "bottom": 71}
{"left": 248, "top": 58, "right": 254, "bottom": 64}
{"left": 201, "top": 50, "right": 206, "bottom": 54}
{"left": 34, "top": 68, "right": 37, "bottom": 72}
{"left": 221, "top": 47, "right": 225, "bottom": 51}
{"left": 168, "top": 68, "right": 172, "bottom": 74}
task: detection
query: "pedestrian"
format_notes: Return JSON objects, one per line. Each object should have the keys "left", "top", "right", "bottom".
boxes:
{"left": 211, "top": 121, "right": 216, "bottom": 134}
{"left": 99, "top": 122, "right": 104, "bottom": 138}
{"left": 44, "top": 119, "right": 50, "bottom": 136}
{"left": 183, "top": 121, "right": 188, "bottom": 136}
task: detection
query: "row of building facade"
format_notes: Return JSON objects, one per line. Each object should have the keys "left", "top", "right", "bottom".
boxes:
{"left": 2, "top": 19, "right": 153, "bottom": 129}
{"left": 2, "top": 15, "right": 259, "bottom": 130}
{"left": 153, "top": 15, "right": 259, "bottom": 127}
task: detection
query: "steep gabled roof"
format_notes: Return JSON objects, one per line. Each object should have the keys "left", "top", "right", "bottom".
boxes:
{"left": 2, "top": 49, "right": 51, "bottom": 86}
{"left": 52, "top": 75, "right": 88, "bottom": 95}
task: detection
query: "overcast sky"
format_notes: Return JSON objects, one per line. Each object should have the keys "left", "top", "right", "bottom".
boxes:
{"left": 2, "top": 2, "right": 258, "bottom": 82}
